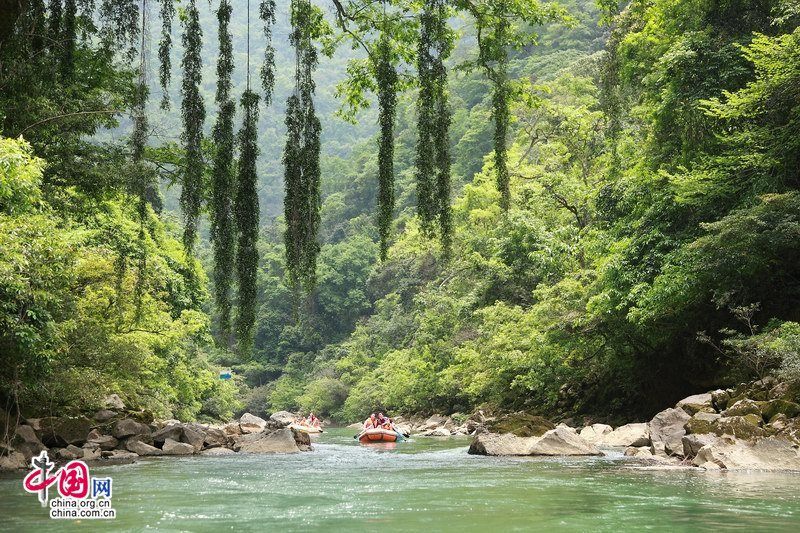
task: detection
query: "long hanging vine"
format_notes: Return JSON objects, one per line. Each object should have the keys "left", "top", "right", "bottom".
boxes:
{"left": 60, "top": 0, "right": 77, "bottom": 80}
{"left": 158, "top": 0, "right": 175, "bottom": 109}
{"left": 48, "top": 0, "right": 62, "bottom": 51}
{"left": 489, "top": 5, "right": 511, "bottom": 211}
{"left": 234, "top": 1, "right": 261, "bottom": 354}
{"left": 179, "top": 0, "right": 205, "bottom": 258}
{"left": 284, "top": 0, "right": 322, "bottom": 290}
{"left": 211, "top": 0, "right": 237, "bottom": 342}
{"left": 416, "top": 0, "right": 453, "bottom": 253}
{"left": 375, "top": 25, "right": 398, "bottom": 261}
{"left": 259, "top": 0, "right": 277, "bottom": 105}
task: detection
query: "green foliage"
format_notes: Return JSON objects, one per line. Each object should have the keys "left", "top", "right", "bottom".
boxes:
{"left": 179, "top": 0, "right": 206, "bottom": 257}
{"left": 210, "top": 0, "right": 237, "bottom": 341}
{"left": 376, "top": 35, "right": 398, "bottom": 261}
{"left": 158, "top": 0, "right": 176, "bottom": 109}
{"left": 259, "top": 0, "right": 277, "bottom": 105}
{"left": 235, "top": 90, "right": 261, "bottom": 356}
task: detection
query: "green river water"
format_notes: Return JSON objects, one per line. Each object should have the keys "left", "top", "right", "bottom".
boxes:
{"left": 2, "top": 428, "right": 800, "bottom": 532}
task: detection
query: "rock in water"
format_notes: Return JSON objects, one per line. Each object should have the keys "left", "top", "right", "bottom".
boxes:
{"left": 201, "top": 447, "right": 236, "bottom": 456}
{"left": 692, "top": 436, "right": 800, "bottom": 471}
{"left": 529, "top": 427, "right": 602, "bottom": 456}
{"left": 0, "top": 450, "right": 27, "bottom": 470}
{"left": 162, "top": 438, "right": 195, "bottom": 455}
{"left": 682, "top": 433, "right": 719, "bottom": 458}
{"left": 268, "top": 411, "right": 296, "bottom": 428}
{"left": 126, "top": 439, "right": 163, "bottom": 456}
{"left": 468, "top": 427, "right": 601, "bottom": 457}
{"left": 579, "top": 424, "right": 613, "bottom": 443}
{"left": 38, "top": 416, "right": 94, "bottom": 447}
{"left": 648, "top": 408, "right": 690, "bottom": 457}
{"left": 238, "top": 429, "right": 301, "bottom": 454}
{"left": 468, "top": 433, "right": 533, "bottom": 456}
{"left": 599, "top": 423, "right": 650, "bottom": 447}
{"left": 240, "top": 413, "right": 268, "bottom": 434}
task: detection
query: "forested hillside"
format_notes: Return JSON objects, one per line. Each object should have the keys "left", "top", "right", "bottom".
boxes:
{"left": 2, "top": 0, "right": 799, "bottom": 426}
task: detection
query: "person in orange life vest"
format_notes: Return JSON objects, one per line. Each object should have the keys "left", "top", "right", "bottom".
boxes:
{"left": 363, "top": 413, "right": 379, "bottom": 429}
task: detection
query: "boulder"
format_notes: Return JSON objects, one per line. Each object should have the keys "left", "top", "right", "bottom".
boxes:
{"left": 677, "top": 393, "right": 714, "bottom": 416}
{"left": 38, "top": 416, "right": 94, "bottom": 447}
{"left": 113, "top": 418, "right": 151, "bottom": 440}
{"left": 203, "top": 427, "right": 228, "bottom": 448}
{"left": 486, "top": 413, "right": 555, "bottom": 438}
{"left": 715, "top": 415, "right": 765, "bottom": 440}
{"left": 240, "top": 413, "right": 268, "bottom": 433}
{"left": 94, "top": 450, "right": 138, "bottom": 466}
{"left": 268, "top": 411, "right": 296, "bottom": 428}
{"left": 223, "top": 422, "right": 242, "bottom": 436}
{"left": 599, "top": 423, "right": 650, "bottom": 447}
{"left": 420, "top": 414, "right": 449, "bottom": 431}
{"left": 238, "top": 429, "right": 301, "bottom": 454}
{"left": 711, "top": 389, "right": 731, "bottom": 412}
{"left": 579, "top": 424, "right": 613, "bottom": 443}
{"left": 684, "top": 412, "right": 721, "bottom": 435}
{"left": 625, "top": 446, "right": 655, "bottom": 459}
{"left": 93, "top": 409, "right": 117, "bottom": 422}
{"left": 0, "top": 450, "right": 27, "bottom": 470}
{"left": 692, "top": 436, "right": 800, "bottom": 471}
{"left": 13, "top": 425, "right": 47, "bottom": 460}
{"left": 292, "top": 428, "right": 312, "bottom": 451}
{"left": 722, "top": 399, "right": 762, "bottom": 418}
{"left": 87, "top": 434, "right": 118, "bottom": 451}
{"left": 767, "top": 413, "right": 789, "bottom": 432}
{"left": 682, "top": 433, "right": 719, "bottom": 458}
{"left": 82, "top": 443, "right": 102, "bottom": 461}
{"left": 648, "top": 408, "right": 690, "bottom": 456}
{"left": 201, "top": 447, "right": 237, "bottom": 456}
{"left": 162, "top": 438, "right": 195, "bottom": 455}
{"left": 181, "top": 426, "right": 205, "bottom": 451}
{"left": 58, "top": 444, "right": 85, "bottom": 460}
{"left": 761, "top": 399, "right": 800, "bottom": 421}
{"left": 422, "top": 427, "right": 452, "bottom": 437}
{"left": 126, "top": 439, "right": 162, "bottom": 456}
{"left": 468, "top": 433, "right": 533, "bottom": 456}
{"left": 104, "top": 394, "right": 126, "bottom": 410}
{"left": 529, "top": 427, "right": 602, "bottom": 456}
{"left": 152, "top": 424, "right": 183, "bottom": 444}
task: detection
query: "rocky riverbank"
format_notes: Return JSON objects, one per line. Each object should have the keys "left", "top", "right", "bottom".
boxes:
{"left": 0, "top": 396, "right": 310, "bottom": 471}
{"left": 461, "top": 377, "right": 800, "bottom": 472}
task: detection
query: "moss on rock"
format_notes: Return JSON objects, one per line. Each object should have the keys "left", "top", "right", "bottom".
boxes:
{"left": 487, "top": 413, "right": 556, "bottom": 437}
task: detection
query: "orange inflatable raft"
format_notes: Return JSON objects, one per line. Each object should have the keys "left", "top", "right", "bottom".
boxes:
{"left": 358, "top": 428, "right": 403, "bottom": 444}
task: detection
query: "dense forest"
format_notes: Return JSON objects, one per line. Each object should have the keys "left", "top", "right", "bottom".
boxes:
{"left": 1, "top": 0, "right": 799, "bottom": 426}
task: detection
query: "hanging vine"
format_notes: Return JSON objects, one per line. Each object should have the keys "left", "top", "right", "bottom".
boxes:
{"left": 490, "top": 6, "right": 511, "bottom": 211}
{"left": 416, "top": 0, "right": 453, "bottom": 253}
{"left": 179, "top": 0, "right": 205, "bottom": 258}
{"left": 158, "top": 0, "right": 175, "bottom": 109}
{"left": 235, "top": 90, "right": 260, "bottom": 354}
{"left": 375, "top": 32, "right": 397, "bottom": 261}
{"left": 259, "top": 0, "right": 277, "bottom": 106}
{"left": 48, "top": 0, "right": 62, "bottom": 50}
{"left": 211, "top": 0, "right": 237, "bottom": 341}
{"left": 284, "top": 0, "right": 323, "bottom": 290}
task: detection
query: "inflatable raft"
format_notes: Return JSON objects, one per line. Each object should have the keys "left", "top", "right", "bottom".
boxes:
{"left": 358, "top": 428, "right": 403, "bottom": 444}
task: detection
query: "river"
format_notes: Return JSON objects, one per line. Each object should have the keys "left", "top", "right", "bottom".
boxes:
{"left": 2, "top": 428, "right": 800, "bottom": 531}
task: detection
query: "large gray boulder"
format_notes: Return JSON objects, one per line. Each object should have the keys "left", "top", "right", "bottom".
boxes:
{"left": 237, "top": 429, "right": 301, "bottom": 454}
{"left": 13, "top": 425, "right": 47, "bottom": 460}
{"left": 126, "top": 439, "right": 163, "bottom": 456}
{"left": 181, "top": 426, "right": 205, "bottom": 451}
{"left": 201, "top": 447, "right": 237, "bottom": 456}
{"left": 649, "top": 408, "right": 690, "bottom": 456}
{"left": 692, "top": 436, "right": 800, "bottom": 471}
{"left": 682, "top": 433, "right": 719, "bottom": 458}
{"left": 529, "top": 426, "right": 602, "bottom": 456}
{"left": 268, "top": 411, "right": 296, "bottom": 428}
{"left": 468, "top": 433, "right": 532, "bottom": 456}
{"left": 38, "top": 416, "right": 94, "bottom": 447}
{"left": 0, "top": 450, "right": 27, "bottom": 470}
{"left": 599, "top": 423, "right": 650, "bottom": 447}
{"left": 240, "top": 413, "right": 269, "bottom": 433}
{"left": 162, "top": 438, "right": 195, "bottom": 455}
{"left": 468, "top": 427, "right": 601, "bottom": 456}
{"left": 152, "top": 424, "right": 183, "bottom": 444}
{"left": 113, "top": 419, "right": 151, "bottom": 440}
{"left": 579, "top": 424, "right": 612, "bottom": 443}
{"left": 722, "top": 399, "right": 762, "bottom": 418}
{"left": 676, "top": 393, "right": 714, "bottom": 415}
{"left": 684, "top": 411, "right": 721, "bottom": 435}
{"left": 87, "top": 432, "right": 119, "bottom": 451}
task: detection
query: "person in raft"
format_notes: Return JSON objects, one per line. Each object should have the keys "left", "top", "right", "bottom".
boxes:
{"left": 363, "top": 413, "right": 379, "bottom": 429}
{"left": 307, "top": 412, "right": 321, "bottom": 428}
